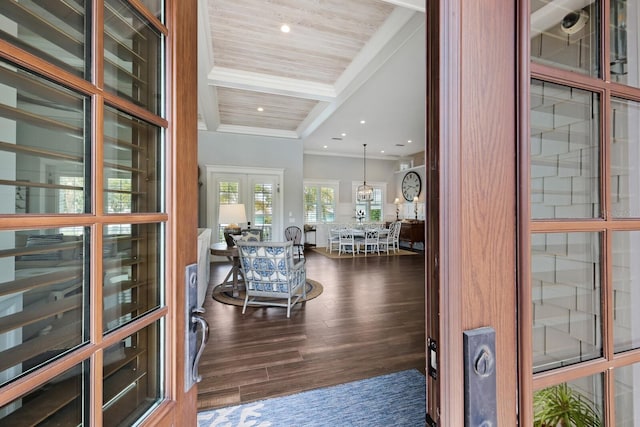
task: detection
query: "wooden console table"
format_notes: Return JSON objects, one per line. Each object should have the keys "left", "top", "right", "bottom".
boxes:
{"left": 389, "top": 220, "right": 425, "bottom": 250}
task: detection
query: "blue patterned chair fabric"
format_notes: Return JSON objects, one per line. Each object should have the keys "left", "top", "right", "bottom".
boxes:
{"left": 236, "top": 240, "right": 306, "bottom": 318}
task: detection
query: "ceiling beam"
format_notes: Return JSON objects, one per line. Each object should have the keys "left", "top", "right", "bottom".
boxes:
{"left": 208, "top": 67, "right": 336, "bottom": 101}
{"left": 299, "top": 11, "right": 424, "bottom": 139}
{"left": 216, "top": 124, "right": 299, "bottom": 139}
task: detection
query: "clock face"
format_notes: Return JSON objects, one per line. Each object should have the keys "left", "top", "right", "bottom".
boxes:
{"left": 402, "top": 171, "right": 422, "bottom": 201}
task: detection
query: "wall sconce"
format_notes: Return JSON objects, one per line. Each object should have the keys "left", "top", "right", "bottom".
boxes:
{"left": 413, "top": 196, "right": 419, "bottom": 220}
{"left": 394, "top": 197, "right": 401, "bottom": 221}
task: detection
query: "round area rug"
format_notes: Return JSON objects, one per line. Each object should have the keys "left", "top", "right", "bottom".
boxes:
{"left": 211, "top": 279, "right": 323, "bottom": 307}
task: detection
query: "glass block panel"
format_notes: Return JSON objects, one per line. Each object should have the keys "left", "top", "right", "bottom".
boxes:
{"left": 615, "top": 363, "right": 640, "bottom": 427}
{"left": 103, "top": 320, "right": 162, "bottom": 426}
{"left": 0, "top": 361, "right": 87, "bottom": 425}
{"left": 0, "top": 59, "right": 90, "bottom": 215}
{"left": 610, "top": 0, "right": 639, "bottom": 87}
{"left": 0, "top": 227, "right": 89, "bottom": 387}
{"left": 0, "top": 0, "right": 89, "bottom": 78}
{"left": 104, "top": 0, "right": 163, "bottom": 115}
{"left": 103, "top": 223, "right": 163, "bottom": 334}
{"left": 611, "top": 97, "right": 640, "bottom": 217}
{"left": 531, "top": 232, "right": 602, "bottom": 373}
{"left": 531, "top": 0, "right": 600, "bottom": 77}
{"left": 534, "top": 374, "right": 603, "bottom": 426}
{"left": 612, "top": 231, "right": 640, "bottom": 352}
{"left": 103, "top": 107, "right": 162, "bottom": 214}
{"left": 530, "top": 80, "right": 600, "bottom": 219}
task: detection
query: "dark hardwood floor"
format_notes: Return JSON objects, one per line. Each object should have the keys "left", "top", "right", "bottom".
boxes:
{"left": 197, "top": 249, "right": 426, "bottom": 410}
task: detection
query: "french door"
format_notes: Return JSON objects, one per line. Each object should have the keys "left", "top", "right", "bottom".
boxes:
{"left": 525, "top": 0, "right": 640, "bottom": 425}
{"left": 206, "top": 165, "right": 283, "bottom": 242}
{"left": 0, "top": 1, "right": 197, "bottom": 425}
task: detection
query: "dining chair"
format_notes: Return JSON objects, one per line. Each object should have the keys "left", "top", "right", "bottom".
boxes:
{"left": 284, "top": 226, "right": 304, "bottom": 260}
{"left": 327, "top": 227, "right": 341, "bottom": 253}
{"left": 379, "top": 221, "right": 396, "bottom": 255}
{"left": 360, "top": 228, "right": 380, "bottom": 256}
{"left": 338, "top": 229, "right": 357, "bottom": 256}
{"left": 392, "top": 221, "right": 402, "bottom": 252}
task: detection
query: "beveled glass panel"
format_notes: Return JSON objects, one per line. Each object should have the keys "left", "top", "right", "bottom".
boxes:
{"left": 615, "top": 363, "right": 640, "bottom": 426}
{"left": 612, "top": 231, "right": 640, "bottom": 352}
{"left": 104, "top": 0, "right": 163, "bottom": 115}
{"left": 0, "top": 227, "right": 88, "bottom": 387}
{"left": 103, "top": 320, "right": 162, "bottom": 426}
{"left": 103, "top": 223, "right": 163, "bottom": 333}
{"left": 610, "top": 0, "right": 638, "bottom": 87}
{"left": 611, "top": 97, "right": 640, "bottom": 217}
{"left": 530, "top": 80, "right": 600, "bottom": 219}
{"left": 0, "top": 361, "right": 87, "bottom": 425}
{"left": 0, "top": 0, "right": 88, "bottom": 78}
{"left": 531, "top": 232, "right": 602, "bottom": 373}
{"left": 103, "top": 107, "right": 162, "bottom": 214}
{"left": 534, "top": 374, "right": 603, "bottom": 426}
{"left": 0, "top": 59, "right": 90, "bottom": 215}
{"left": 531, "top": 0, "right": 600, "bottom": 77}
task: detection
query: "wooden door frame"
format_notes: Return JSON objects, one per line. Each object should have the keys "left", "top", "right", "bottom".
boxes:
{"left": 143, "top": 0, "right": 198, "bottom": 425}
{"left": 425, "top": 1, "right": 519, "bottom": 424}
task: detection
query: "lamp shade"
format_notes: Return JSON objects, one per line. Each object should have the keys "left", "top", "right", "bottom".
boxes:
{"left": 394, "top": 197, "right": 401, "bottom": 204}
{"left": 219, "top": 203, "right": 247, "bottom": 226}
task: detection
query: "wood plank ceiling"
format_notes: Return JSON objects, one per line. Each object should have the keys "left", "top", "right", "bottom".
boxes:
{"left": 198, "top": 0, "right": 425, "bottom": 149}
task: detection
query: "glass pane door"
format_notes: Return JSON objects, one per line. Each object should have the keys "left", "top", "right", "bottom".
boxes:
{"left": 249, "top": 175, "right": 277, "bottom": 241}
{"left": 528, "top": 0, "right": 640, "bottom": 424}
{"left": 0, "top": 1, "right": 171, "bottom": 424}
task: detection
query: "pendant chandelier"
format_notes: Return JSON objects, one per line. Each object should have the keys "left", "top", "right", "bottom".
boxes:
{"left": 356, "top": 143, "right": 374, "bottom": 202}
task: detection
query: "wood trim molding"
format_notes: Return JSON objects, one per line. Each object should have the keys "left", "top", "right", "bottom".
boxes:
{"left": 428, "top": 0, "right": 518, "bottom": 424}
{"left": 166, "top": 0, "right": 198, "bottom": 424}
{"left": 517, "top": 0, "right": 533, "bottom": 423}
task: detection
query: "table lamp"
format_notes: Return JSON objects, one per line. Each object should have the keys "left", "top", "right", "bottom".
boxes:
{"left": 413, "top": 196, "right": 419, "bottom": 220}
{"left": 394, "top": 197, "right": 401, "bottom": 221}
{"left": 219, "top": 203, "right": 247, "bottom": 247}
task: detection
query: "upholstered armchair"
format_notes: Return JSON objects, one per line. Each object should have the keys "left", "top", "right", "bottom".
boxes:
{"left": 235, "top": 241, "right": 306, "bottom": 318}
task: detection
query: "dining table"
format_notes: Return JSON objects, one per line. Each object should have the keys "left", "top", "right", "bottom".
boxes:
{"left": 210, "top": 242, "right": 244, "bottom": 297}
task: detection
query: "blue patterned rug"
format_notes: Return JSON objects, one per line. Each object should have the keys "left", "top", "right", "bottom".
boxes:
{"left": 197, "top": 370, "right": 426, "bottom": 427}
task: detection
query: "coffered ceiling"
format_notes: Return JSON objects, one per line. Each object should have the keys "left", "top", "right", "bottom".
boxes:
{"left": 197, "top": 0, "right": 425, "bottom": 159}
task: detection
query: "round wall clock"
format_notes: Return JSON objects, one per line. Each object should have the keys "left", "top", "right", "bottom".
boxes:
{"left": 401, "top": 171, "right": 422, "bottom": 201}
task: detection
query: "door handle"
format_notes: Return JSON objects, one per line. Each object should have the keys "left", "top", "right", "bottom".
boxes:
{"left": 190, "top": 308, "right": 209, "bottom": 384}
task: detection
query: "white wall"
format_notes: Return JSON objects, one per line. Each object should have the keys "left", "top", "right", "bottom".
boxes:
{"left": 198, "top": 131, "right": 427, "bottom": 230}
{"left": 303, "top": 153, "right": 397, "bottom": 203}
{"left": 198, "top": 130, "right": 304, "bottom": 230}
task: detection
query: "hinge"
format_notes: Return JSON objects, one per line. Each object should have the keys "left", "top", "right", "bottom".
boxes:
{"left": 427, "top": 336, "right": 437, "bottom": 379}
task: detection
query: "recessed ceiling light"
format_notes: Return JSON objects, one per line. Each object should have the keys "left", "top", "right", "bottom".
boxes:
{"left": 341, "top": 132, "right": 347, "bottom": 137}
{"left": 257, "top": 107, "right": 264, "bottom": 112}
{"left": 380, "top": 150, "right": 385, "bottom": 153}
{"left": 407, "top": 140, "right": 412, "bottom": 143}
{"left": 280, "top": 24, "right": 290, "bottom": 33}
{"left": 323, "top": 145, "right": 328, "bottom": 149}
{"left": 360, "top": 120, "right": 366, "bottom": 124}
